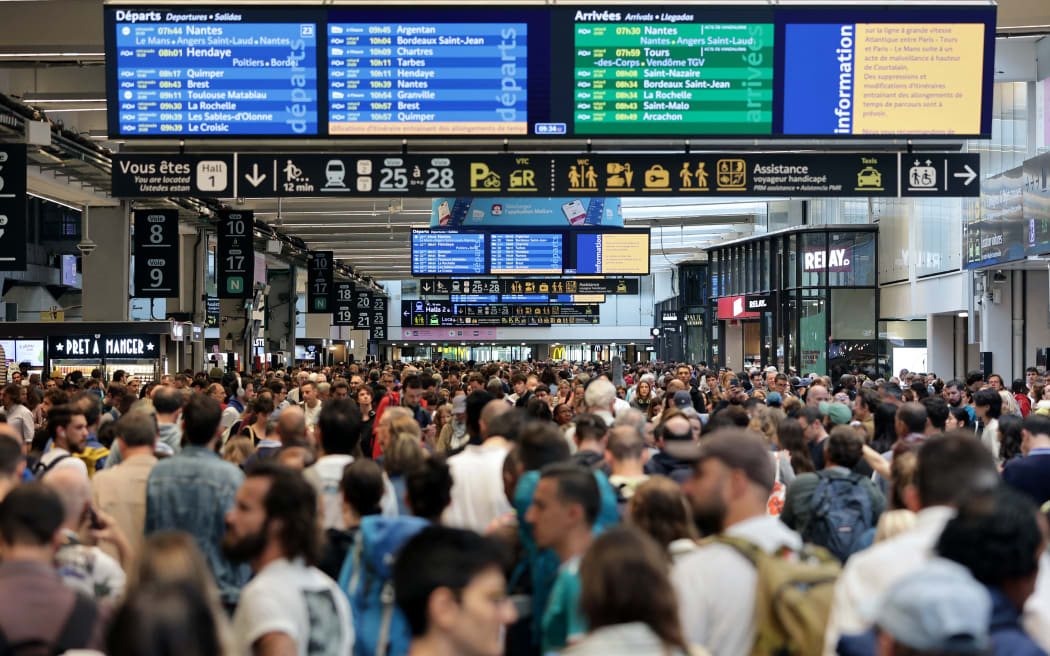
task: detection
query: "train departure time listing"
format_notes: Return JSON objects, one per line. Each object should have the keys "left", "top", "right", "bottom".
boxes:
{"left": 112, "top": 12, "right": 318, "bottom": 135}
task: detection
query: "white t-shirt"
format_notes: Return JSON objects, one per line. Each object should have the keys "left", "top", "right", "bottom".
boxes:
{"left": 232, "top": 557, "right": 353, "bottom": 656}
{"left": 303, "top": 401, "right": 322, "bottom": 427}
{"left": 38, "top": 447, "right": 88, "bottom": 478}
{"left": 306, "top": 454, "right": 354, "bottom": 530}
{"left": 442, "top": 443, "right": 511, "bottom": 533}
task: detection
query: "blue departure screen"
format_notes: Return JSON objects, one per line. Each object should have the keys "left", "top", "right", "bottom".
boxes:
{"left": 502, "top": 294, "right": 550, "bottom": 303}
{"left": 327, "top": 22, "right": 527, "bottom": 135}
{"left": 111, "top": 11, "right": 318, "bottom": 135}
{"left": 411, "top": 230, "right": 486, "bottom": 275}
{"left": 490, "top": 233, "right": 562, "bottom": 274}
{"left": 450, "top": 295, "right": 499, "bottom": 303}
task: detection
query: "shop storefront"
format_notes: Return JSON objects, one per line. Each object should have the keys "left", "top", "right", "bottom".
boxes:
{"left": 0, "top": 322, "right": 178, "bottom": 382}
{"left": 705, "top": 226, "right": 879, "bottom": 378}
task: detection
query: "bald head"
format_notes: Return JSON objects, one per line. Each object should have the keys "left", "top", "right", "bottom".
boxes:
{"left": 276, "top": 405, "right": 308, "bottom": 446}
{"left": 480, "top": 400, "right": 511, "bottom": 440}
{"left": 42, "top": 466, "right": 91, "bottom": 530}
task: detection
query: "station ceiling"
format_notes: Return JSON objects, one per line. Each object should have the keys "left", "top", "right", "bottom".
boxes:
{"left": 0, "top": 0, "right": 1045, "bottom": 279}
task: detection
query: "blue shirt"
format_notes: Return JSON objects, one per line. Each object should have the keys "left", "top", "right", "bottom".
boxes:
{"left": 144, "top": 445, "right": 250, "bottom": 605}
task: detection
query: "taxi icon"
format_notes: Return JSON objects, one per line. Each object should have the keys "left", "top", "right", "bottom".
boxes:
{"left": 857, "top": 166, "right": 882, "bottom": 189}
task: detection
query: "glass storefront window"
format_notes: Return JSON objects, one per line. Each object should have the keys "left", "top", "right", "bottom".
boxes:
{"left": 801, "top": 232, "right": 827, "bottom": 287}
{"left": 800, "top": 291, "right": 827, "bottom": 375}
{"left": 829, "top": 231, "right": 876, "bottom": 287}
{"left": 831, "top": 289, "right": 876, "bottom": 340}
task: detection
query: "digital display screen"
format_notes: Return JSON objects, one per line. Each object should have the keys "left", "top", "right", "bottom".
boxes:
{"left": 490, "top": 233, "right": 563, "bottom": 274}
{"left": 16, "top": 341, "right": 44, "bottom": 367}
{"left": 411, "top": 228, "right": 648, "bottom": 276}
{"left": 411, "top": 230, "right": 486, "bottom": 275}
{"left": 327, "top": 21, "right": 527, "bottom": 135}
{"left": 450, "top": 294, "right": 500, "bottom": 303}
{"left": 571, "top": 231, "right": 650, "bottom": 275}
{"left": 574, "top": 21, "right": 773, "bottom": 135}
{"left": 783, "top": 21, "right": 986, "bottom": 135}
{"left": 108, "top": 9, "right": 319, "bottom": 136}
{"left": 105, "top": 5, "right": 995, "bottom": 139}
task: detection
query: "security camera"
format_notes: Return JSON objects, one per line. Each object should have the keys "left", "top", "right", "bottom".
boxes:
{"left": 76, "top": 239, "right": 97, "bottom": 256}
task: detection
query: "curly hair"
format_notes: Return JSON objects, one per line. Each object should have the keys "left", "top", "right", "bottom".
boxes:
{"left": 245, "top": 463, "right": 322, "bottom": 567}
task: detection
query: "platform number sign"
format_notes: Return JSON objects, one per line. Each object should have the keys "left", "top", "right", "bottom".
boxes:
{"left": 133, "top": 209, "right": 179, "bottom": 297}
{"left": 307, "top": 251, "right": 333, "bottom": 313}
{"left": 353, "top": 289, "right": 372, "bottom": 331}
{"left": 0, "top": 146, "right": 26, "bottom": 271}
{"left": 371, "top": 295, "right": 387, "bottom": 341}
{"left": 333, "top": 282, "right": 355, "bottom": 326}
{"left": 217, "top": 210, "right": 254, "bottom": 299}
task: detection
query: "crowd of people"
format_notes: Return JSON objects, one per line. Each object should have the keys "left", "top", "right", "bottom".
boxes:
{"left": 0, "top": 358, "right": 1047, "bottom": 656}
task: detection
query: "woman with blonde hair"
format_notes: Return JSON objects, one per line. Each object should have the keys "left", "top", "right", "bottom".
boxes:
{"left": 384, "top": 417, "right": 425, "bottom": 516}
{"left": 222, "top": 435, "right": 254, "bottom": 467}
{"left": 128, "top": 531, "right": 234, "bottom": 651}
{"left": 564, "top": 527, "right": 708, "bottom": 656}
{"left": 628, "top": 476, "right": 699, "bottom": 560}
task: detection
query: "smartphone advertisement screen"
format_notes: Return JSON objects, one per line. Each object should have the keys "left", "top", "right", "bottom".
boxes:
{"left": 430, "top": 197, "right": 622, "bottom": 227}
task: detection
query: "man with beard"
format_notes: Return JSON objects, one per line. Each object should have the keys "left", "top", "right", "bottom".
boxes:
{"left": 670, "top": 429, "right": 803, "bottom": 656}
{"left": 224, "top": 463, "right": 352, "bottom": 656}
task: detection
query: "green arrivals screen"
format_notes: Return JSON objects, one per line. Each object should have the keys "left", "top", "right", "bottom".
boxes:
{"left": 573, "top": 23, "right": 773, "bottom": 135}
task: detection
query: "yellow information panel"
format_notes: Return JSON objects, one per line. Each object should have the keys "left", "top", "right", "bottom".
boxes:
{"left": 599, "top": 233, "right": 649, "bottom": 275}
{"left": 852, "top": 23, "right": 984, "bottom": 135}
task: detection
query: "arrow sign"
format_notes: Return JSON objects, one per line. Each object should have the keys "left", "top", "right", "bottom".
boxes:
{"left": 245, "top": 163, "right": 267, "bottom": 188}
{"left": 954, "top": 164, "right": 977, "bottom": 186}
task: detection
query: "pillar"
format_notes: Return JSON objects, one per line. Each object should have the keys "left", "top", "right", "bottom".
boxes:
{"left": 927, "top": 314, "right": 955, "bottom": 380}
{"left": 219, "top": 298, "right": 248, "bottom": 372}
{"left": 979, "top": 271, "right": 1014, "bottom": 381}
{"left": 81, "top": 204, "right": 130, "bottom": 321}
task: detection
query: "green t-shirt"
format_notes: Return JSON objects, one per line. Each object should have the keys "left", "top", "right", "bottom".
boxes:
{"left": 541, "top": 555, "right": 587, "bottom": 654}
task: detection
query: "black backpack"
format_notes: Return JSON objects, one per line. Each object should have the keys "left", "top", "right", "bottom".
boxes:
{"left": 802, "top": 471, "right": 875, "bottom": 563}
{"left": 0, "top": 592, "right": 97, "bottom": 656}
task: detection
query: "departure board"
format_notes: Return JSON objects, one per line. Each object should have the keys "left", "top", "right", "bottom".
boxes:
{"left": 490, "top": 233, "right": 563, "bottom": 274}
{"left": 573, "top": 21, "right": 774, "bottom": 135}
{"left": 411, "top": 230, "right": 486, "bottom": 275}
{"left": 110, "top": 10, "right": 319, "bottom": 135}
{"left": 327, "top": 22, "right": 528, "bottom": 135}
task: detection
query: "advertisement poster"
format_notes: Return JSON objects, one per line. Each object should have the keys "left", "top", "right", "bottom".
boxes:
{"left": 800, "top": 310, "right": 827, "bottom": 375}
{"left": 430, "top": 198, "right": 623, "bottom": 228}
{"left": 965, "top": 165, "right": 1025, "bottom": 268}
{"left": 1024, "top": 152, "right": 1050, "bottom": 256}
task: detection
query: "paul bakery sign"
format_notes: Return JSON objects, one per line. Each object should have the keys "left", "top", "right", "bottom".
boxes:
{"left": 48, "top": 335, "right": 160, "bottom": 360}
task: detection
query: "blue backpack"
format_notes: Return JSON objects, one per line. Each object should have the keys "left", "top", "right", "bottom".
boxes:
{"left": 802, "top": 471, "right": 874, "bottom": 563}
{"left": 338, "top": 515, "right": 429, "bottom": 656}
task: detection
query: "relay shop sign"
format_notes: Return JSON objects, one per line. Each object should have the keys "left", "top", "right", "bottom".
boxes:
{"left": 48, "top": 334, "right": 160, "bottom": 360}
{"left": 0, "top": 145, "right": 27, "bottom": 272}
{"left": 113, "top": 153, "right": 981, "bottom": 199}
{"left": 717, "top": 296, "right": 762, "bottom": 320}
{"left": 745, "top": 293, "right": 775, "bottom": 313}
{"left": 217, "top": 210, "right": 254, "bottom": 299}
{"left": 803, "top": 246, "right": 853, "bottom": 272}
{"left": 133, "top": 209, "right": 179, "bottom": 297}
{"left": 111, "top": 154, "right": 233, "bottom": 197}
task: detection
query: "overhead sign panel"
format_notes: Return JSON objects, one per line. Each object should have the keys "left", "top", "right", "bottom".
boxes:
{"left": 111, "top": 154, "right": 233, "bottom": 197}
{"left": 307, "top": 250, "right": 333, "bottom": 312}
{"left": 105, "top": 5, "right": 994, "bottom": 140}
{"left": 370, "top": 295, "right": 388, "bottom": 341}
{"left": 216, "top": 210, "right": 255, "bottom": 298}
{"left": 107, "top": 8, "right": 320, "bottom": 136}
{"left": 401, "top": 300, "right": 600, "bottom": 327}
{"left": 418, "top": 278, "right": 637, "bottom": 296}
{"left": 133, "top": 209, "right": 180, "bottom": 297}
{"left": 333, "top": 281, "right": 355, "bottom": 326}
{"left": 48, "top": 334, "right": 160, "bottom": 360}
{"left": 0, "top": 146, "right": 26, "bottom": 272}
{"left": 112, "top": 153, "right": 980, "bottom": 199}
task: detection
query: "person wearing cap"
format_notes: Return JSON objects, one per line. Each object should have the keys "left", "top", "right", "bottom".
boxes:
{"left": 644, "top": 412, "right": 695, "bottom": 483}
{"left": 765, "top": 392, "right": 783, "bottom": 409}
{"left": 822, "top": 434, "right": 1000, "bottom": 655}
{"left": 936, "top": 486, "right": 1046, "bottom": 656}
{"left": 837, "top": 558, "right": 992, "bottom": 656}
{"left": 672, "top": 429, "right": 803, "bottom": 656}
